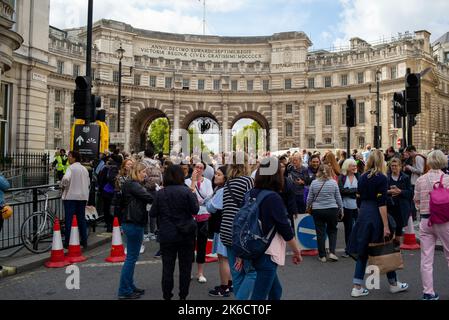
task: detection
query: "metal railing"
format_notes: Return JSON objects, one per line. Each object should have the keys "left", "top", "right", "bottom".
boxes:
{"left": 0, "top": 153, "right": 50, "bottom": 187}
{"left": 0, "top": 184, "right": 64, "bottom": 251}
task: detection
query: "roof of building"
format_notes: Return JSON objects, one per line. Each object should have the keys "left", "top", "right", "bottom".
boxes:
{"left": 433, "top": 32, "right": 449, "bottom": 46}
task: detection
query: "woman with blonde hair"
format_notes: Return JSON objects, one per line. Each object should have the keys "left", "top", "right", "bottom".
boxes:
{"left": 414, "top": 150, "right": 449, "bottom": 300}
{"left": 113, "top": 158, "right": 135, "bottom": 222}
{"left": 348, "top": 150, "right": 408, "bottom": 298}
{"left": 306, "top": 164, "right": 343, "bottom": 262}
{"left": 338, "top": 158, "right": 360, "bottom": 258}
{"left": 118, "top": 161, "right": 154, "bottom": 299}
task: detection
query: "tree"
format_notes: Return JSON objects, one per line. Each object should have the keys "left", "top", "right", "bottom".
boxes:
{"left": 188, "top": 127, "right": 210, "bottom": 155}
{"left": 148, "top": 118, "right": 169, "bottom": 154}
{"left": 232, "top": 121, "right": 263, "bottom": 153}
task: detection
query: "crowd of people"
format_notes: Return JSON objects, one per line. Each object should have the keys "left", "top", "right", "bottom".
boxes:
{"left": 56, "top": 143, "right": 449, "bottom": 301}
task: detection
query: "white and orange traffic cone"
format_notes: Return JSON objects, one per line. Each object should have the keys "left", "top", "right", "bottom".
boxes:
{"left": 45, "top": 218, "right": 70, "bottom": 268}
{"left": 400, "top": 215, "right": 420, "bottom": 250}
{"left": 105, "top": 217, "right": 126, "bottom": 263}
{"left": 205, "top": 238, "right": 218, "bottom": 263}
{"left": 65, "top": 216, "right": 87, "bottom": 263}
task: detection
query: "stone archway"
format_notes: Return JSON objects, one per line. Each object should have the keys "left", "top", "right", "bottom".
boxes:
{"left": 182, "top": 110, "right": 221, "bottom": 155}
{"left": 230, "top": 111, "right": 270, "bottom": 152}
{"left": 130, "top": 108, "right": 170, "bottom": 152}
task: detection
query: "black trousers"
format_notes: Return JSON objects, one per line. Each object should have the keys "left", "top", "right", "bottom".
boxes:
{"left": 102, "top": 194, "right": 113, "bottom": 231}
{"left": 312, "top": 208, "right": 338, "bottom": 258}
{"left": 160, "top": 241, "right": 195, "bottom": 300}
{"left": 193, "top": 221, "right": 208, "bottom": 264}
{"left": 342, "top": 208, "right": 358, "bottom": 251}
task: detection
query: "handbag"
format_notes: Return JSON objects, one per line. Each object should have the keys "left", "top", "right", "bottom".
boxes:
{"left": 368, "top": 239, "right": 404, "bottom": 274}
{"left": 305, "top": 181, "right": 327, "bottom": 214}
{"left": 163, "top": 190, "right": 197, "bottom": 236}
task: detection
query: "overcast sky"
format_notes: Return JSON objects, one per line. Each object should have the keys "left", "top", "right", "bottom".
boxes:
{"left": 49, "top": 0, "right": 449, "bottom": 50}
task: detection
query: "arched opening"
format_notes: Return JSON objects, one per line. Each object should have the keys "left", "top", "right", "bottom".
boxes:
{"left": 231, "top": 112, "right": 269, "bottom": 156}
{"left": 147, "top": 118, "right": 170, "bottom": 155}
{"left": 131, "top": 108, "right": 170, "bottom": 153}
{"left": 187, "top": 117, "right": 220, "bottom": 155}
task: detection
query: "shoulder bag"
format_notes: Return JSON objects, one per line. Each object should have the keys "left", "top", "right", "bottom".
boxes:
{"left": 305, "top": 181, "right": 326, "bottom": 214}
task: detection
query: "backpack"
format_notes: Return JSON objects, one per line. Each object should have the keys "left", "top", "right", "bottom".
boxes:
{"left": 232, "top": 190, "right": 276, "bottom": 260}
{"left": 143, "top": 159, "right": 162, "bottom": 191}
{"left": 428, "top": 174, "right": 449, "bottom": 226}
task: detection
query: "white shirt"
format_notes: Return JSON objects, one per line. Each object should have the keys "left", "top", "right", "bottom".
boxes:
{"left": 185, "top": 177, "right": 213, "bottom": 213}
{"left": 61, "top": 162, "right": 90, "bottom": 201}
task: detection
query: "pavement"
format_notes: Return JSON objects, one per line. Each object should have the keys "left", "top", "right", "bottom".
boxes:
{"left": 0, "top": 223, "right": 448, "bottom": 300}
{"left": 0, "top": 229, "right": 112, "bottom": 279}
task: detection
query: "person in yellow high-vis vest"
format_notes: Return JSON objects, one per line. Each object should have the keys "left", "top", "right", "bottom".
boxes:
{"left": 53, "top": 149, "right": 69, "bottom": 181}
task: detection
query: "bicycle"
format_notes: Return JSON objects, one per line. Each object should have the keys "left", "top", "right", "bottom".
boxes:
{"left": 20, "top": 187, "right": 62, "bottom": 254}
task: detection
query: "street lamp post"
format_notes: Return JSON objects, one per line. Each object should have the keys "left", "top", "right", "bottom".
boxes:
{"left": 116, "top": 44, "right": 125, "bottom": 133}
{"left": 369, "top": 69, "right": 382, "bottom": 149}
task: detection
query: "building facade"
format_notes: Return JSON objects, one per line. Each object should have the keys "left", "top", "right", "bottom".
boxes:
{"left": 2, "top": 1, "right": 449, "bottom": 155}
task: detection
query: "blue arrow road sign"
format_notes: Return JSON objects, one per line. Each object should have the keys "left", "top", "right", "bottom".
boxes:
{"left": 297, "top": 215, "right": 318, "bottom": 250}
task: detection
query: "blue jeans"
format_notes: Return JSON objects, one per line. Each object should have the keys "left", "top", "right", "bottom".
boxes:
{"left": 225, "top": 246, "right": 257, "bottom": 300}
{"left": 251, "top": 254, "right": 282, "bottom": 300}
{"left": 353, "top": 254, "right": 397, "bottom": 286}
{"left": 63, "top": 200, "right": 88, "bottom": 247}
{"left": 118, "top": 223, "right": 144, "bottom": 296}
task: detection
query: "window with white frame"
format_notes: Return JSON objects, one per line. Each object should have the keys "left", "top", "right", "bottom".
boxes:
{"left": 358, "top": 136, "right": 365, "bottom": 149}
{"left": 214, "top": 79, "right": 221, "bottom": 91}
{"left": 286, "top": 104, "right": 293, "bottom": 114}
{"left": 182, "top": 79, "right": 190, "bottom": 90}
{"left": 325, "top": 76, "right": 332, "bottom": 88}
{"left": 231, "top": 80, "right": 238, "bottom": 92}
{"left": 308, "top": 137, "right": 315, "bottom": 148}
{"left": 341, "top": 74, "right": 348, "bottom": 86}
{"left": 341, "top": 104, "right": 346, "bottom": 125}
{"left": 284, "top": 79, "right": 292, "bottom": 89}
{"left": 391, "top": 66, "right": 397, "bottom": 79}
{"left": 358, "top": 102, "right": 365, "bottom": 124}
{"left": 325, "top": 105, "right": 332, "bottom": 125}
{"left": 54, "top": 112, "right": 61, "bottom": 129}
{"left": 198, "top": 79, "right": 205, "bottom": 91}
{"left": 247, "top": 80, "right": 253, "bottom": 92}
{"left": 134, "top": 74, "right": 141, "bottom": 86}
{"left": 73, "top": 64, "right": 80, "bottom": 78}
{"left": 55, "top": 89, "right": 62, "bottom": 102}
{"left": 165, "top": 77, "right": 172, "bottom": 89}
{"left": 286, "top": 122, "right": 293, "bottom": 137}
{"left": 308, "top": 106, "right": 315, "bottom": 126}
{"left": 113, "top": 71, "right": 120, "bottom": 83}
{"left": 357, "top": 72, "right": 364, "bottom": 84}
{"left": 149, "top": 76, "right": 157, "bottom": 88}
{"left": 57, "top": 61, "right": 64, "bottom": 74}
{"left": 308, "top": 78, "right": 315, "bottom": 88}
{"left": 324, "top": 137, "right": 332, "bottom": 145}
{"left": 263, "top": 80, "right": 270, "bottom": 91}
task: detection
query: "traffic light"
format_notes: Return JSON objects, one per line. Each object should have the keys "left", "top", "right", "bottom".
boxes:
{"left": 74, "top": 76, "right": 91, "bottom": 120}
{"left": 96, "top": 109, "right": 106, "bottom": 122}
{"left": 346, "top": 95, "right": 356, "bottom": 128}
{"left": 90, "top": 95, "right": 101, "bottom": 123}
{"left": 405, "top": 72, "right": 421, "bottom": 114}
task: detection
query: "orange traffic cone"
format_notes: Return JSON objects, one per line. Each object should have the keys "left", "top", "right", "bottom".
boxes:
{"left": 205, "top": 238, "right": 218, "bottom": 263}
{"left": 65, "top": 216, "right": 87, "bottom": 263}
{"left": 105, "top": 217, "right": 126, "bottom": 263}
{"left": 45, "top": 218, "right": 70, "bottom": 268}
{"left": 400, "top": 215, "right": 420, "bottom": 250}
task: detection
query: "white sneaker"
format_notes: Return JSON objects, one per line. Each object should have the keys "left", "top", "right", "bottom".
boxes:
{"left": 328, "top": 253, "right": 339, "bottom": 261}
{"left": 351, "top": 287, "right": 370, "bottom": 298}
{"left": 197, "top": 275, "right": 207, "bottom": 283}
{"left": 390, "top": 282, "right": 409, "bottom": 294}
{"left": 140, "top": 244, "right": 145, "bottom": 254}
{"left": 143, "top": 234, "right": 151, "bottom": 242}
{"left": 318, "top": 257, "right": 327, "bottom": 263}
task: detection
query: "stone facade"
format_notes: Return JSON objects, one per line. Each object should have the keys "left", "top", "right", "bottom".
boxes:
{"left": 2, "top": 3, "right": 449, "bottom": 154}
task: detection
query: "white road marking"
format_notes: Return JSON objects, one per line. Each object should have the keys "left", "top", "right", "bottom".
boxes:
{"left": 81, "top": 260, "right": 162, "bottom": 268}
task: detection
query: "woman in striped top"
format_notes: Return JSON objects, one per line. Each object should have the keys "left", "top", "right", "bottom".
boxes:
{"left": 219, "top": 152, "right": 255, "bottom": 300}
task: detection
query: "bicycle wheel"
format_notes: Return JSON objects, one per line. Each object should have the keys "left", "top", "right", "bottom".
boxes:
{"left": 21, "top": 212, "right": 55, "bottom": 254}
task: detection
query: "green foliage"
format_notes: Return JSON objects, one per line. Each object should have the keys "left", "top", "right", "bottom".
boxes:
{"left": 148, "top": 118, "right": 170, "bottom": 154}
{"left": 188, "top": 127, "right": 210, "bottom": 154}
{"left": 232, "top": 121, "right": 263, "bottom": 153}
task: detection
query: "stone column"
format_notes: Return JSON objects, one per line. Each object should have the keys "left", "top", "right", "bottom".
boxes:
{"left": 171, "top": 101, "right": 181, "bottom": 153}
{"left": 270, "top": 103, "right": 279, "bottom": 152}
{"left": 63, "top": 89, "right": 72, "bottom": 149}
{"left": 47, "top": 87, "right": 55, "bottom": 150}
{"left": 365, "top": 97, "right": 373, "bottom": 148}
{"left": 221, "top": 103, "right": 229, "bottom": 153}
{"left": 332, "top": 100, "right": 339, "bottom": 148}
{"left": 124, "top": 101, "right": 131, "bottom": 152}
{"left": 315, "top": 102, "right": 323, "bottom": 145}
{"left": 299, "top": 102, "right": 306, "bottom": 149}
